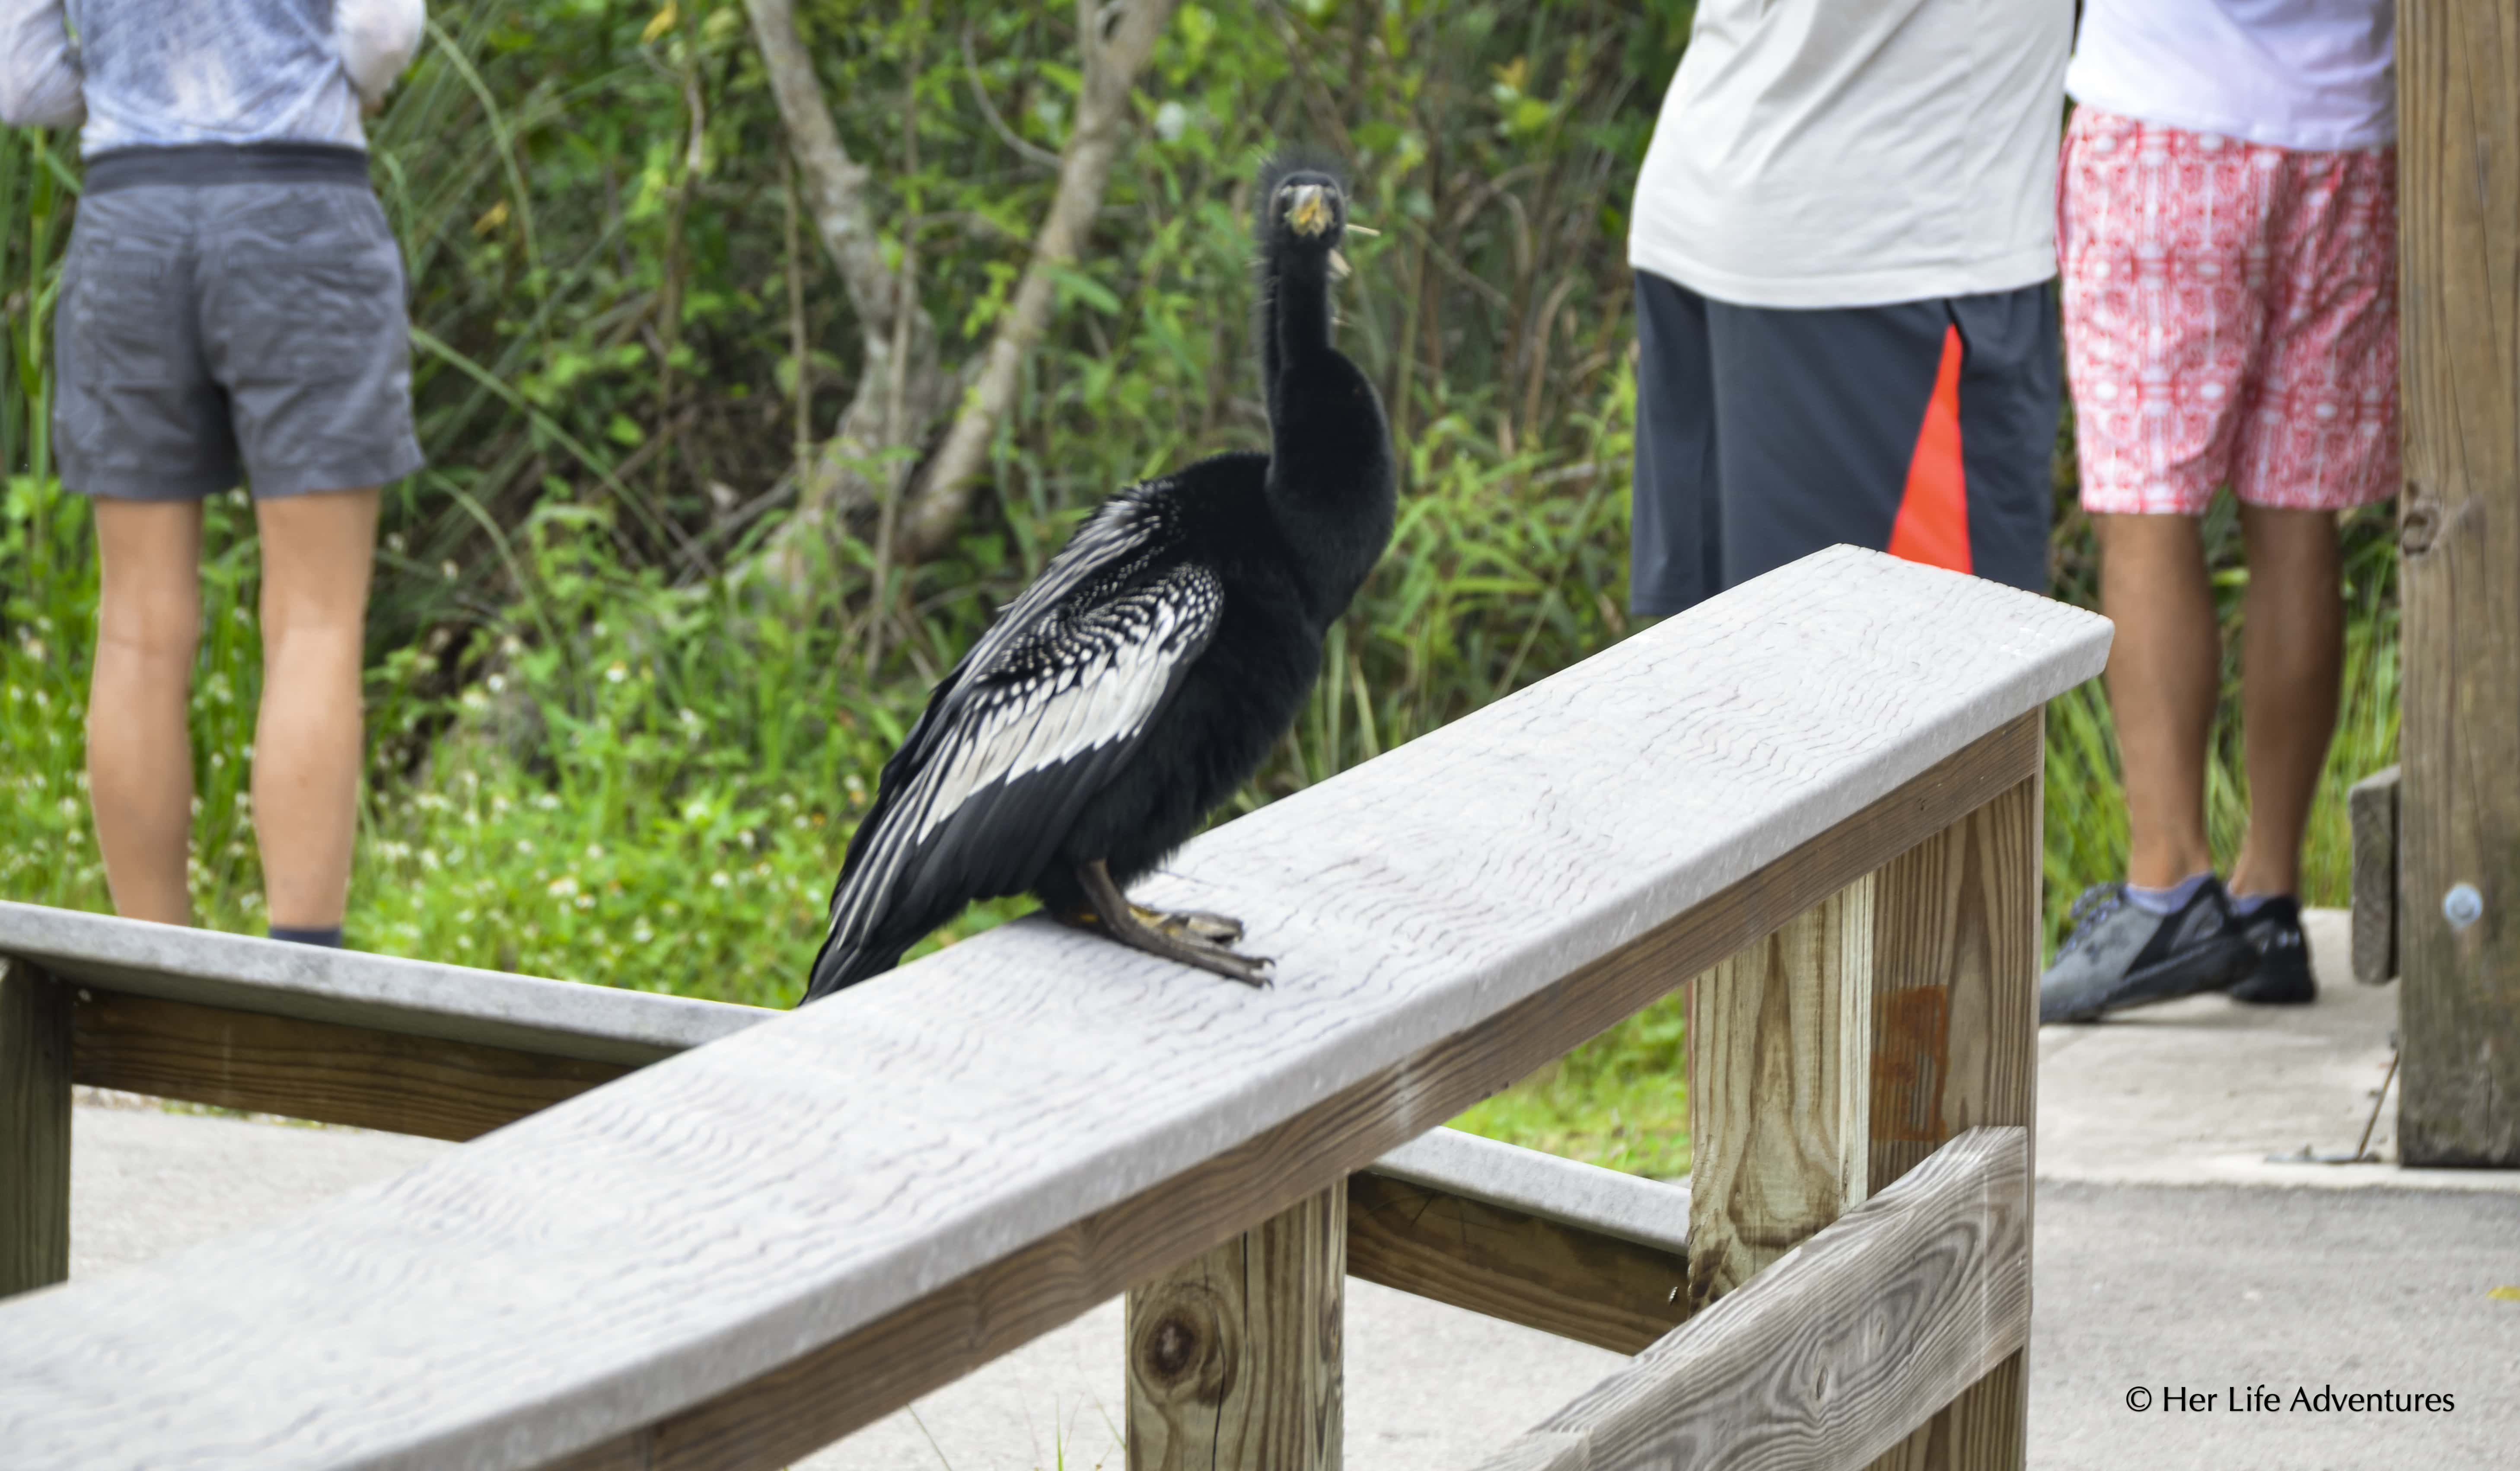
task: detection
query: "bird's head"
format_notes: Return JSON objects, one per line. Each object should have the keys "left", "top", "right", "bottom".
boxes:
{"left": 1256, "top": 153, "right": 1354, "bottom": 263}
{"left": 1278, "top": 175, "right": 1344, "bottom": 242}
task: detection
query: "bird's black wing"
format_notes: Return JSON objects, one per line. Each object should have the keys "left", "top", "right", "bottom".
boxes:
{"left": 809, "top": 485, "right": 1221, "bottom": 995}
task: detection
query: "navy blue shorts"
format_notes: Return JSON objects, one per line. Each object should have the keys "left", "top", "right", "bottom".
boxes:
{"left": 1628, "top": 271, "right": 2059, "bottom": 616}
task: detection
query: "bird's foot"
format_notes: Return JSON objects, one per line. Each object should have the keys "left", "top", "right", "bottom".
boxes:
{"left": 1074, "top": 862, "right": 1272, "bottom": 988}
{"left": 1131, "top": 904, "right": 1244, "bottom": 946}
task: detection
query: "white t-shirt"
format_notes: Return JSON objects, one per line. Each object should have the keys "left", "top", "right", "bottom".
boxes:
{"left": 2065, "top": 0, "right": 2395, "bottom": 153}
{"left": 1626, "top": 0, "right": 2072, "bottom": 310}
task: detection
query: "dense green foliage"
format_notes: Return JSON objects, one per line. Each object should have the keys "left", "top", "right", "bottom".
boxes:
{"left": 0, "top": 2, "right": 2398, "bottom": 1170}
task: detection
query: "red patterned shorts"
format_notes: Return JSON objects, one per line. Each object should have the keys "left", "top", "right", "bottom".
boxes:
{"left": 2058, "top": 108, "right": 2398, "bottom": 516}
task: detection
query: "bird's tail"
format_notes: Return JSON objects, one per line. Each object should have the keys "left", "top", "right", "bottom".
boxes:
{"left": 800, "top": 930, "right": 903, "bottom": 1005}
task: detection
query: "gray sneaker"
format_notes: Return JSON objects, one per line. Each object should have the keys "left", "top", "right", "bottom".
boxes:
{"left": 2040, "top": 877, "right": 2259, "bottom": 1024}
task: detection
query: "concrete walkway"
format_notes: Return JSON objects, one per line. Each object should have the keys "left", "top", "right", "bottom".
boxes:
{"left": 59, "top": 911, "right": 2520, "bottom": 1469}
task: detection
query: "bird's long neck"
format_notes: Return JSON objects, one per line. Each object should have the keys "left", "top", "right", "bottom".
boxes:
{"left": 1263, "top": 246, "right": 1394, "bottom": 628}
{"left": 1266, "top": 250, "right": 1336, "bottom": 395}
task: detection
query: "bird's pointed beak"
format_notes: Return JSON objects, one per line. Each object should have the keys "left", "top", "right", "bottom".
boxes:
{"left": 1285, "top": 183, "right": 1335, "bottom": 238}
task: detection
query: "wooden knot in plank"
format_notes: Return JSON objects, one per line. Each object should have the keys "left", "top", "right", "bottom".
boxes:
{"left": 1130, "top": 1279, "right": 1238, "bottom": 1405}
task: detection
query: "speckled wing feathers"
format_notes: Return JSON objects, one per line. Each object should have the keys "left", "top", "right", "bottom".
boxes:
{"left": 813, "top": 485, "right": 1220, "bottom": 991}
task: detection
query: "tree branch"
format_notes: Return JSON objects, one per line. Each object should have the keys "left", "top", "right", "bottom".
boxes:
{"left": 743, "top": 0, "right": 897, "bottom": 337}
{"left": 742, "top": 0, "right": 951, "bottom": 584}
{"left": 895, "top": 0, "right": 1179, "bottom": 562}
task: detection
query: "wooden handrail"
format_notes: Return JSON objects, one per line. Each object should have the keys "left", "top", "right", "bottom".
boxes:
{"left": 0, "top": 548, "right": 2106, "bottom": 1471}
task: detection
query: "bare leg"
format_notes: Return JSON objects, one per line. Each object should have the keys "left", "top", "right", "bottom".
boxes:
{"left": 1068, "top": 860, "right": 1270, "bottom": 986}
{"left": 253, "top": 488, "right": 380, "bottom": 932}
{"left": 87, "top": 499, "right": 205, "bottom": 925}
{"left": 2227, "top": 505, "right": 2343, "bottom": 898}
{"left": 2096, "top": 513, "right": 2221, "bottom": 889}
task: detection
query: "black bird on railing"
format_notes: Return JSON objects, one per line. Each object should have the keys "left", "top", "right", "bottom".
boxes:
{"left": 800, "top": 155, "right": 1395, "bottom": 1003}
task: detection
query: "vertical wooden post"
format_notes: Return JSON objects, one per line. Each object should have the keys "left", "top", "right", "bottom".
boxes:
{"left": 1684, "top": 876, "right": 1874, "bottom": 1313}
{"left": 1126, "top": 1183, "right": 1344, "bottom": 1471}
{"left": 2396, "top": 0, "right": 2520, "bottom": 1166}
{"left": 2, "top": 960, "right": 74, "bottom": 1298}
{"left": 1861, "top": 769, "right": 2042, "bottom": 1471}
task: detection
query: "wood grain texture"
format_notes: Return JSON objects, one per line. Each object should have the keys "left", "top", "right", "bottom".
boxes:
{"left": 0, "top": 900, "right": 761, "bottom": 1065}
{"left": 539, "top": 714, "right": 2044, "bottom": 1471}
{"left": 70, "top": 989, "right": 635, "bottom": 1143}
{"left": 1861, "top": 772, "right": 2042, "bottom": 1471}
{"left": 1347, "top": 1170, "right": 1687, "bottom": 1354}
{"left": 1865, "top": 774, "right": 2042, "bottom": 1192}
{"left": 1472, "top": 1128, "right": 2030, "bottom": 1471}
{"left": 1128, "top": 1184, "right": 1343, "bottom": 1471}
{"left": 0, "top": 550, "right": 2103, "bottom": 1471}
{"left": 1687, "top": 878, "right": 1873, "bottom": 1313}
{"left": 2349, "top": 766, "right": 2400, "bottom": 986}
{"left": 1, "top": 962, "right": 72, "bottom": 1299}
{"left": 2397, "top": 0, "right": 2520, "bottom": 1165}
{"left": 1861, "top": 1355, "right": 2023, "bottom": 1471}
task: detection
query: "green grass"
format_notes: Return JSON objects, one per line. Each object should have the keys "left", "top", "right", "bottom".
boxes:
{"left": 1449, "top": 990, "right": 1690, "bottom": 1178}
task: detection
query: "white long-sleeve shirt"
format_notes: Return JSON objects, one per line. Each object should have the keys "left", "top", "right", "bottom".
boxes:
{"left": 0, "top": 0, "right": 425, "bottom": 151}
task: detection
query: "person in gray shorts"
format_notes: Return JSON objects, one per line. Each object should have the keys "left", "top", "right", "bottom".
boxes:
{"left": 1, "top": 0, "right": 426, "bottom": 947}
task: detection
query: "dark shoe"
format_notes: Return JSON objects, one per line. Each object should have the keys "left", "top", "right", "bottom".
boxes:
{"left": 2230, "top": 896, "right": 2315, "bottom": 1005}
{"left": 2040, "top": 877, "right": 2258, "bottom": 1024}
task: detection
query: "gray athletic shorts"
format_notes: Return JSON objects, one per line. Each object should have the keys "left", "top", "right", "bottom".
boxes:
{"left": 1629, "top": 271, "right": 2058, "bottom": 617}
{"left": 54, "top": 145, "right": 425, "bottom": 501}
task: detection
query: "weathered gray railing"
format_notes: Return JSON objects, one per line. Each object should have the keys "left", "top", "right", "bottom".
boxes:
{"left": 0, "top": 899, "right": 1692, "bottom": 1350}
{"left": 0, "top": 545, "right": 2108, "bottom": 1471}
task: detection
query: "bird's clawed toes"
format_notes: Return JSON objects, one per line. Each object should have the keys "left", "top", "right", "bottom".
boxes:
{"left": 1076, "top": 862, "right": 1271, "bottom": 987}
{"left": 1198, "top": 949, "right": 1274, "bottom": 989}
{"left": 1131, "top": 904, "right": 1246, "bottom": 945}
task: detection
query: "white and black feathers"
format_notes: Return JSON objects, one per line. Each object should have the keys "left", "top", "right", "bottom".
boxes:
{"left": 806, "top": 485, "right": 1223, "bottom": 998}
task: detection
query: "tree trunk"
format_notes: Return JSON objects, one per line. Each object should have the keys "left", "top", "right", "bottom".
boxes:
{"left": 742, "top": 0, "right": 949, "bottom": 587}
{"left": 895, "top": 0, "right": 1181, "bottom": 562}
{"left": 743, "top": 0, "right": 1178, "bottom": 582}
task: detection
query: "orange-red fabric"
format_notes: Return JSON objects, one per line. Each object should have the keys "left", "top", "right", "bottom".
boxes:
{"left": 1887, "top": 323, "right": 1969, "bottom": 573}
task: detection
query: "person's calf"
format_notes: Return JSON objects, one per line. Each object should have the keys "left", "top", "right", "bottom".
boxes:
{"left": 86, "top": 499, "right": 207, "bottom": 925}
{"left": 2095, "top": 512, "right": 2220, "bottom": 888}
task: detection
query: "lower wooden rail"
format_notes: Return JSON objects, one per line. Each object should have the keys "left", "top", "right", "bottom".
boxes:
{"left": 1351, "top": 1128, "right": 1690, "bottom": 1354}
{"left": 1472, "top": 1128, "right": 2028, "bottom": 1471}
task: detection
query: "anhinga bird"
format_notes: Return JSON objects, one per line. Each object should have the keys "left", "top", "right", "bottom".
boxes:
{"left": 801, "top": 156, "right": 1395, "bottom": 1003}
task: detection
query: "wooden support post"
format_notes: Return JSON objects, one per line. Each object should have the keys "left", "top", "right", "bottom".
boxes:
{"left": 2349, "top": 766, "right": 2400, "bottom": 985}
{"left": 2, "top": 960, "right": 73, "bottom": 1299}
{"left": 1860, "top": 769, "right": 2041, "bottom": 1471}
{"left": 1685, "top": 876, "right": 1873, "bottom": 1313}
{"left": 2397, "top": 0, "right": 2520, "bottom": 1166}
{"left": 1126, "top": 1182, "right": 1344, "bottom": 1471}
